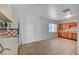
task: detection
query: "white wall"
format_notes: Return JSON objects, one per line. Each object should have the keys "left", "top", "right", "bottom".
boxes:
{"left": 19, "top": 14, "right": 58, "bottom": 44}
{"left": 77, "top": 20, "right": 79, "bottom": 54}
{"left": 14, "top": 12, "right": 57, "bottom": 44}
{"left": 12, "top": 5, "right": 59, "bottom": 44}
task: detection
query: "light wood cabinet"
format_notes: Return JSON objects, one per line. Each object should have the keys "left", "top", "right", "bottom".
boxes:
{"left": 58, "top": 22, "right": 77, "bottom": 41}
{"left": 67, "top": 32, "right": 73, "bottom": 39}
{"left": 59, "top": 24, "right": 63, "bottom": 29}
{"left": 58, "top": 32, "right": 62, "bottom": 37}
{"left": 72, "top": 33, "right": 77, "bottom": 41}
{"left": 65, "top": 23, "right": 69, "bottom": 29}
{"left": 62, "top": 24, "right": 66, "bottom": 29}
{"left": 61, "top": 32, "right": 64, "bottom": 38}
{"left": 64, "top": 32, "right": 68, "bottom": 38}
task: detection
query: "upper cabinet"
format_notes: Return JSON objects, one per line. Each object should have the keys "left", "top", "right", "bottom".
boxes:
{"left": 58, "top": 22, "right": 77, "bottom": 30}
{"left": 0, "top": 5, "right": 18, "bottom": 29}
{"left": 65, "top": 23, "right": 69, "bottom": 29}
{"left": 0, "top": 12, "right": 12, "bottom": 22}
{"left": 58, "top": 24, "right": 63, "bottom": 29}
{"left": 69, "top": 22, "right": 77, "bottom": 28}
{"left": 0, "top": 5, "right": 13, "bottom": 22}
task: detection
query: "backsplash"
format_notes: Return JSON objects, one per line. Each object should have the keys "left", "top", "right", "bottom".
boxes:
{"left": 0, "top": 29, "right": 18, "bottom": 38}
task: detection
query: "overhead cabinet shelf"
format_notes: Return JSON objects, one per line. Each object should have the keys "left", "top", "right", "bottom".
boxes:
{"left": 0, "top": 12, "right": 12, "bottom": 22}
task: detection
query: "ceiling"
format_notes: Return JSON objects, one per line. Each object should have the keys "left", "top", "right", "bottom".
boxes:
{"left": 12, "top": 4, "right": 79, "bottom": 21}
{"left": 48, "top": 4, "right": 79, "bottom": 20}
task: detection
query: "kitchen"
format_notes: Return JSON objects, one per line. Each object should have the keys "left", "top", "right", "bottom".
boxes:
{"left": 0, "top": 5, "right": 19, "bottom": 55}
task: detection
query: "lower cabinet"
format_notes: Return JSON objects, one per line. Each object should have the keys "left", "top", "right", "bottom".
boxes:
{"left": 58, "top": 32, "right": 77, "bottom": 41}
{"left": 67, "top": 32, "right": 77, "bottom": 41}
{"left": 64, "top": 32, "right": 68, "bottom": 38}
{"left": 58, "top": 32, "right": 62, "bottom": 37}
{"left": 67, "top": 32, "right": 73, "bottom": 39}
{"left": 61, "top": 32, "right": 64, "bottom": 38}
{"left": 58, "top": 22, "right": 77, "bottom": 41}
{"left": 72, "top": 33, "right": 77, "bottom": 41}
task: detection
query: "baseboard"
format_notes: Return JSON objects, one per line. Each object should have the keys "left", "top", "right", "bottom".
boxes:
{"left": 19, "top": 37, "right": 58, "bottom": 46}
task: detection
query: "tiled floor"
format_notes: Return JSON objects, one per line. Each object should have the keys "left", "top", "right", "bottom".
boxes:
{"left": 19, "top": 38, "right": 77, "bottom": 55}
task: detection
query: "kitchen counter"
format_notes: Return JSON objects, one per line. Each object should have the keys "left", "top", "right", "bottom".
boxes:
{"left": 0, "top": 37, "right": 18, "bottom": 55}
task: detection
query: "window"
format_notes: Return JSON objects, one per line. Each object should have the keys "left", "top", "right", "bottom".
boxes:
{"left": 49, "top": 23, "right": 57, "bottom": 32}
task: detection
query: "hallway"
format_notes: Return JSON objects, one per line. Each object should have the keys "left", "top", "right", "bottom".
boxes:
{"left": 19, "top": 38, "right": 76, "bottom": 55}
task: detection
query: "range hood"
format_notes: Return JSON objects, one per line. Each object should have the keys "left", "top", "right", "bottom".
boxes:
{"left": 0, "top": 12, "right": 12, "bottom": 22}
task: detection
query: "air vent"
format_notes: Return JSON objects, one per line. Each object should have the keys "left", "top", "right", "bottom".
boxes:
{"left": 62, "top": 8, "right": 71, "bottom": 13}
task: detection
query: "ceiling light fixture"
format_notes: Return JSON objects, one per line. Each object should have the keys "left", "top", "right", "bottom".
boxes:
{"left": 62, "top": 8, "right": 75, "bottom": 18}
{"left": 63, "top": 13, "right": 75, "bottom": 18}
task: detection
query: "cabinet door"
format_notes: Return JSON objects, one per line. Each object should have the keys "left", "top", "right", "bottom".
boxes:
{"left": 72, "top": 33, "right": 77, "bottom": 41}
{"left": 61, "top": 32, "right": 65, "bottom": 38}
{"left": 58, "top": 24, "right": 66, "bottom": 30}
{"left": 60, "top": 24, "right": 63, "bottom": 29}
{"left": 65, "top": 23, "right": 69, "bottom": 29}
{"left": 64, "top": 32, "right": 68, "bottom": 38}
{"left": 69, "top": 22, "right": 77, "bottom": 28}
{"left": 63, "top": 32, "right": 66, "bottom": 38}
{"left": 58, "top": 32, "right": 62, "bottom": 37}
{"left": 73, "top": 22, "right": 77, "bottom": 27}
{"left": 63, "top": 24, "right": 66, "bottom": 29}
{"left": 67, "top": 32, "right": 73, "bottom": 39}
